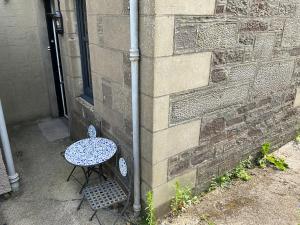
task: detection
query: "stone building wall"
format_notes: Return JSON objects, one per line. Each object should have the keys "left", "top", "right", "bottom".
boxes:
{"left": 0, "top": 0, "right": 58, "bottom": 124}
{"left": 140, "top": 0, "right": 300, "bottom": 212}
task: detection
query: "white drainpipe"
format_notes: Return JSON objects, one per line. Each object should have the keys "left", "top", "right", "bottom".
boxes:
{"left": 129, "top": 0, "right": 141, "bottom": 215}
{"left": 0, "top": 100, "right": 19, "bottom": 191}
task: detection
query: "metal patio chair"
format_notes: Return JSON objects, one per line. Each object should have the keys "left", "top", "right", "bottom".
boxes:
{"left": 62, "top": 125, "right": 97, "bottom": 182}
{"left": 77, "top": 154, "right": 132, "bottom": 225}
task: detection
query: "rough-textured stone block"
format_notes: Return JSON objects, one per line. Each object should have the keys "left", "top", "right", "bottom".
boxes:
{"left": 175, "top": 17, "right": 238, "bottom": 53}
{"left": 213, "top": 49, "right": 244, "bottom": 65}
{"left": 196, "top": 22, "right": 238, "bottom": 50}
{"left": 155, "top": 0, "right": 216, "bottom": 15}
{"left": 253, "top": 61, "right": 294, "bottom": 97}
{"left": 278, "top": 2, "right": 296, "bottom": 16}
{"left": 196, "top": 162, "right": 218, "bottom": 190}
{"left": 239, "top": 33, "right": 255, "bottom": 45}
{"left": 253, "top": 33, "right": 275, "bottom": 59}
{"left": 168, "top": 155, "right": 190, "bottom": 178}
{"left": 170, "top": 84, "right": 249, "bottom": 124}
{"left": 211, "top": 69, "right": 227, "bottom": 83}
{"left": 153, "top": 52, "right": 212, "bottom": 96}
{"left": 226, "top": 0, "right": 249, "bottom": 15}
{"left": 228, "top": 64, "right": 256, "bottom": 83}
{"left": 240, "top": 19, "right": 268, "bottom": 31}
{"left": 282, "top": 19, "right": 300, "bottom": 48}
{"left": 174, "top": 25, "right": 198, "bottom": 53}
{"left": 249, "top": 0, "right": 279, "bottom": 17}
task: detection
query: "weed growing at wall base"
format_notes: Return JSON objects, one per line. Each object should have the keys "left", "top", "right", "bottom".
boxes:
{"left": 145, "top": 191, "right": 156, "bottom": 225}
{"left": 209, "top": 157, "right": 253, "bottom": 191}
{"left": 170, "top": 181, "right": 198, "bottom": 215}
{"left": 295, "top": 130, "right": 300, "bottom": 144}
{"left": 258, "top": 143, "right": 288, "bottom": 171}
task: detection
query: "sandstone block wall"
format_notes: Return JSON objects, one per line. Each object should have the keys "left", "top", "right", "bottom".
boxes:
{"left": 0, "top": 0, "right": 57, "bottom": 124}
{"left": 140, "top": 0, "right": 300, "bottom": 211}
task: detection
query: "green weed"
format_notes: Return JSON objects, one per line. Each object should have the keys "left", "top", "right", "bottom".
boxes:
{"left": 232, "top": 157, "right": 253, "bottom": 181}
{"left": 295, "top": 130, "right": 300, "bottom": 144}
{"left": 170, "top": 181, "right": 198, "bottom": 215}
{"left": 145, "top": 191, "right": 156, "bottom": 225}
{"left": 209, "top": 157, "right": 253, "bottom": 191}
{"left": 209, "top": 172, "right": 232, "bottom": 191}
{"left": 258, "top": 143, "right": 288, "bottom": 171}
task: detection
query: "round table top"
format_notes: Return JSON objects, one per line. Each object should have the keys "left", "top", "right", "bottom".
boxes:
{"left": 65, "top": 137, "right": 117, "bottom": 167}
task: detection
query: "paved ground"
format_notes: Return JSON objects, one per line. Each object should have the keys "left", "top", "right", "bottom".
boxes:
{"left": 162, "top": 142, "right": 300, "bottom": 225}
{"left": 0, "top": 119, "right": 124, "bottom": 225}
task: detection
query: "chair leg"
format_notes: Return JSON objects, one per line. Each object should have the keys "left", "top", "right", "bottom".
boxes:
{"left": 90, "top": 211, "right": 97, "bottom": 221}
{"left": 95, "top": 213, "right": 103, "bottom": 225}
{"left": 113, "top": 198, "right": 130, "bottom": 225}
{"left": 98, "top": 165, "right": 102, "bottom": 182}
{"left": 79, "top": 167, "right": 89, "bottom": 194}
{"left": 67, "top": 166, "right": 76, "bottom": 182}
{"left": 77, "top": 198, "right": 84, "bottom": 211}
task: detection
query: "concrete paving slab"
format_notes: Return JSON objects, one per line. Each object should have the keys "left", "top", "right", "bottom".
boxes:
{"left": 38, "top": 118, "right": 70, "bottom": 142}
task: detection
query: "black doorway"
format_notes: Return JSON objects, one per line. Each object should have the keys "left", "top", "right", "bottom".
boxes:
{"left": 44, "top": 0, "right": 68, "bottom": 117}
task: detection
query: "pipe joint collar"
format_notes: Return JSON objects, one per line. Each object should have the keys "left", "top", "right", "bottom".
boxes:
{"left": 8, "top": 173, "right": 19, "bottom": 183}
{"left": 8, "top": 173, "right": 20, "bottom": 192}
{"left": 133, "top": 203, "right": 142, "bottom": 215}
{"left": 130, "top": 48, "right": 140, "bottom": 62}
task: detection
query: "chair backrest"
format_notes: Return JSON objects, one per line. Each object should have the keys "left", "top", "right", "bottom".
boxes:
{"left": 119, "top": 158, "right": 128, "bottom": 177}
{"left": 114, "top": 152, "right": 132, "bottom": 195}
{"left": 87, "top": 125, "right": 97, "bottom": 138}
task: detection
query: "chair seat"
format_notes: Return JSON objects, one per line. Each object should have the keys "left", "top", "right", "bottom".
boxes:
{"left": 83, "top": 179, "right": 127, "bottom": 210}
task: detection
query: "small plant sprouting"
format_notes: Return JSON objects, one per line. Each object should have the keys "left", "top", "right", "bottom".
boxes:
{"left": 170, "top": 181, "right": 198, "bottom": 215}
{"left": 295, "top": 130, "right": 300, "bottom": 144}
{"left": 209, "top": 172, "right": 232, "bottom": 191}
{"left": 258, "top": 142, "right": 288, "bottom": 171}
{"left": 209, "top": 157, "right": 253, "bottom": 191}
{"left": 145, "top": 191, "right": 156, "bottom": 225}
{"left": 232, "top": 157, "right": 253, "bottom": 181}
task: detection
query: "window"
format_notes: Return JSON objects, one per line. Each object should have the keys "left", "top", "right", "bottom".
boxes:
{"left": 75, "top": 0, "right": 93, "bottom": 103}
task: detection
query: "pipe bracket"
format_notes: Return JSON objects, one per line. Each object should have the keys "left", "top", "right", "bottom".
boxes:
{"left": 130, "top": 48, "right": 140, "bottom": 62}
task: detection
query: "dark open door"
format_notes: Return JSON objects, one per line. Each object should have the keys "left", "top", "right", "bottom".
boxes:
{"left": 44, "top": 0, "right": 68, "bottom": 117}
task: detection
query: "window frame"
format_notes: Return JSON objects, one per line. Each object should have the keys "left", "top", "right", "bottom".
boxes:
{"left": 75, "top": 0, "right": 93, "bottom": 103}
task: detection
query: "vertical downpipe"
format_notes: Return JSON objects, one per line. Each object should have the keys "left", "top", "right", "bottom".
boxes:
{"left": 0, "top": 100, "right": 19, "bottom": 191}
{"left": 129, "top": 0, "right": 141, "bottom": 216}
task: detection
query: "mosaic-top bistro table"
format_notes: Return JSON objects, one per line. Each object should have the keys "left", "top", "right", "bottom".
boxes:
{"left": 64, "top": 127, "right": 117, "bottom": 193}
